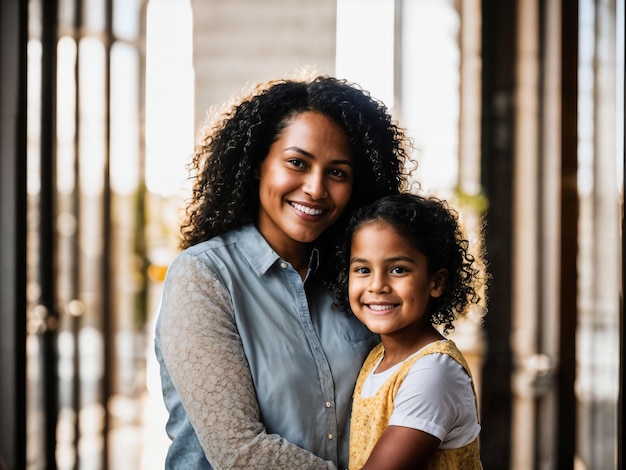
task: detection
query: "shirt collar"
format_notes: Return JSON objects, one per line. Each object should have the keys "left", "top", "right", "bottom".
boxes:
{"left": 234, "top": 224, "right": 320, "bottom": 277}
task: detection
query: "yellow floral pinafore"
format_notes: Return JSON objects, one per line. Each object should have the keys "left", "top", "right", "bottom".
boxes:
{"left": 349, "top": 340, "right": 482, "bottom": 469}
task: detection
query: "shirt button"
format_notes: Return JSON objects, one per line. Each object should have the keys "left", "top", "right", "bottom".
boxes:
{"left": 325, "top": 402, "right": 331, "bottom": 408}
{"left": 328, "top": 434, "right": 334, "bottom": 440}
{"left": 279, "top": 262, "right": 288, "bottom": 269}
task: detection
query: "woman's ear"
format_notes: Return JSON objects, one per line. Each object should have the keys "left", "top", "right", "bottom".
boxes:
{"left": 430, "top": 269, "right": 448, "bottom": 298}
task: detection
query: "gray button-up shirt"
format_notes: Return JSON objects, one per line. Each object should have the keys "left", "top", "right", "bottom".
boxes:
{"left": 155, "top": 224, "right": 378, "bottom": 469}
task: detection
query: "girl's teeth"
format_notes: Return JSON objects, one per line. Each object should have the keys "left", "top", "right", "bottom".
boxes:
{"left": 292, "top": 202, "right": 323, "bottom": 216}
{"left": 369, "top": 304, "right": 394, "bottom": 311}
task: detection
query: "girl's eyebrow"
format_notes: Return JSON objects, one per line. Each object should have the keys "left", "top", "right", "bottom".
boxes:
{"left": 385, "top": 256, "right": 416, "bottom": 264}
{"left": 350, "top": 255, "right": 416, "bottom": 264}
{"left": 284, "top": 146, "right": 353, "bottom": 166}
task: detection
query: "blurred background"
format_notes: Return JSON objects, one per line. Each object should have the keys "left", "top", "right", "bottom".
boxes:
{"left": 0, "top": 0, "right": 623, "bottom": 469}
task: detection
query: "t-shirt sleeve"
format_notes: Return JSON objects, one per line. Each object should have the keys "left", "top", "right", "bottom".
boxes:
{"left": 387, "top": 353, "right": 474, "bottom": 443}
{"left": 157, "top": 251, "right": 335, "bottom": 469}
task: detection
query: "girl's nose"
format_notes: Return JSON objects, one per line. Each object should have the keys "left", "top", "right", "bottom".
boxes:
{"left": 368, "top": 272, "right": 390, "bottom": 293}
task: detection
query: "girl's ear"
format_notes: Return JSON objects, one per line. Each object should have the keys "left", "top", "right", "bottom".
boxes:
{"left": 430, "top": 269, "right": 448, "bottom": 298}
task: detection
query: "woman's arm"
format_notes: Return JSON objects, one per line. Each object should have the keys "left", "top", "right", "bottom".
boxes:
{"left": 359, "top": 426, "right": 440, "bottom": 470}
{"left": 158, "top": 252, "right": 335, "bottom": 469}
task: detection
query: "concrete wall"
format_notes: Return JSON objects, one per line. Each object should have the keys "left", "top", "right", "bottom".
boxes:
{"left": 191, "top": 0, "right": 337, "bottom": 127}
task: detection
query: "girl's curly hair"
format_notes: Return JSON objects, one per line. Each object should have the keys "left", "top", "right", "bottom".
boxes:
{"left": 181, "top": 74, "right": 414, "bottom": 281}
{"left": 331, "top": 193, "right": 483, "bottom": 334}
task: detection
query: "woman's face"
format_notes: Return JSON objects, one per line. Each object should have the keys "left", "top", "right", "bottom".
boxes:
{"left": 257, "top": 111, "right": 353, "bottom": 256}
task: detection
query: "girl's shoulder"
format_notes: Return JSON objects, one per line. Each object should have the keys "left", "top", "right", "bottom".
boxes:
{"left": 398, "top": 351, "right": 475, "bottom": 409}
{"left": 404, "top": 339, "right": 472, "bottom": 376}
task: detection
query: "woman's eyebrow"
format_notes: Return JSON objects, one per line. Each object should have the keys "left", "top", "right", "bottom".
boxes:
{"left": 284, "top": 146, "right": 314, "bottom": 158}
{"left": 285, "top": 146, "right": 352, "bottom": 166}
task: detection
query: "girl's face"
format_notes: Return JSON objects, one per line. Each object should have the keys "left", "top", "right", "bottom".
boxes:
{"left": 348, "top": 221, "right": 445, "bottom": 338}
{"left": 257, "top": 111, "right": 353, "bottom": 256}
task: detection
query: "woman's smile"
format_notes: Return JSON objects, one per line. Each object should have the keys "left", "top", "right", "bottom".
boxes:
{"left": 289, "top": 201, "right": 326, "bottom": 217}
{"left": 257, "top": 111, "right": 354, "bottom": 259}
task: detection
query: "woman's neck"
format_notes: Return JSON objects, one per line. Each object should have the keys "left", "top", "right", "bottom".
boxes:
{"left": 274, "top": 242, "right": 311, "bottom": 280}
{"left": 255, "top": 224, "right": 312, "bottom": 279}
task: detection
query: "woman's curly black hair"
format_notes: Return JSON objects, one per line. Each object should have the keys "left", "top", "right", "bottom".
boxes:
{"left": 180, "top": 73, "right": 414, "bottom": 282}
{"left": 330, "top": 193, "right": 483, "bottom": 334}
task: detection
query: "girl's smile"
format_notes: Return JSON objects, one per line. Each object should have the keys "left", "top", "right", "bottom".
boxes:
{"left": 348, "top": 221, "right": 445, "bottom": 339}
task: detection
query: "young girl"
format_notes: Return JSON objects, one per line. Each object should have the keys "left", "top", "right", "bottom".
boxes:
{"left": 332, "top": 193, "right": 484, "bottom": 469}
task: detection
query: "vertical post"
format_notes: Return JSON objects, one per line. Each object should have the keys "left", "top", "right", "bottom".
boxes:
{"left": 559, "top": 0, "right": 578, "bottom": 468}
{"left": 536, "top": 0, "right": 563, "bottom": 466}
{"left": 616, "top": 1, "right": 626, "bottom": 468}
{"left": 40, "top": 0, "right": 60, "bottom": 468}
{"left": 479, "top": 0, "right": 517, "bottom": 468}
{"left": 393, "top": 0, "right": 403, "bottom": 113}
{"left": 0, "top": 0, "right": 28, "bottom": 468}
{"left": 102, "top": 0, "right": 114, "bottom": 467}
{"left": 511, "top": 2, "right": 540, "bottom": 465}
{"left": 71, "top": 2, "right": 83, "bottom": 465}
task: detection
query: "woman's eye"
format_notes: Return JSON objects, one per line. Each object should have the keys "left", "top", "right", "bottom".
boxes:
{"left": 329, "top": 168, "right": 347, "bottom": 178}
{"left": 288, "top": 158, "right": 305, "bottom": 169}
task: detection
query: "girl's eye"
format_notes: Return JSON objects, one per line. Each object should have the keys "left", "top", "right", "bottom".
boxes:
{"left": 353, "top": 266, "right": 370, "bottom": 275}
{"left": 390, "top": 266, "right": 407, "bottom": 274}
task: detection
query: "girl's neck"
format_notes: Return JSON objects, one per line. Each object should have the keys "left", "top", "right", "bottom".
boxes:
{"left": 376, "top": 326, "right": 444, "bottom": 373}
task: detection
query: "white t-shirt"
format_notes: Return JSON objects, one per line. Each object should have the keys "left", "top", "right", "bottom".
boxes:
{"left": 360, "top": 343, "right": 481, "bottom": 449}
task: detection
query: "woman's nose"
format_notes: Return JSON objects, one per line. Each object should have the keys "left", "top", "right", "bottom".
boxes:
{"left": 303, "top": 172, "right": 328, "bottom": 200}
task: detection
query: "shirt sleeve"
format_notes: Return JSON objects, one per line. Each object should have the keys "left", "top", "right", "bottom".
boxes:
{"left": 157, "top": 251, "right": 336, "bottom": 470}
{"left": 388, "top": 353, "right": 477, "bottom": 446}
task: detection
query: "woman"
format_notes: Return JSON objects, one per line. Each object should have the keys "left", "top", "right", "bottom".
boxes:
{"left": 155, "top": 73, "right": 413, "bottom": 469}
